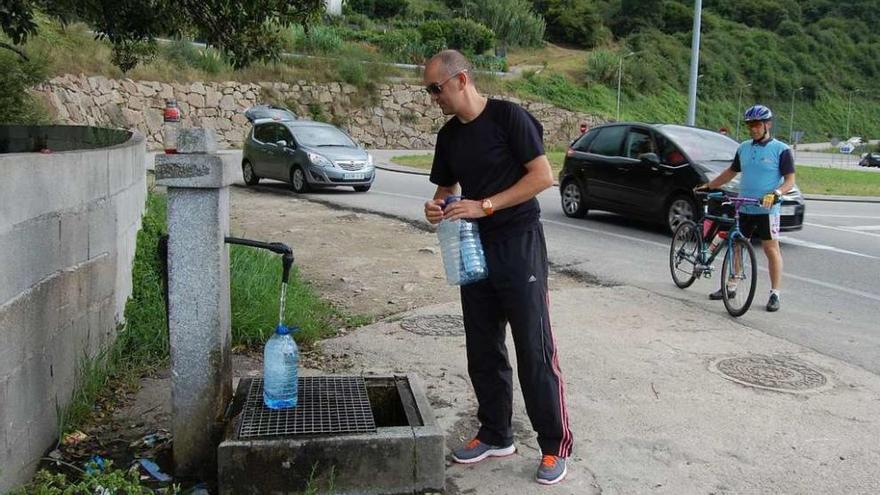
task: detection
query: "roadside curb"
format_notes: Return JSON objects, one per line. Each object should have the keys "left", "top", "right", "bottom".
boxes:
{"left": 375, "top": 164, "right": 877, "bottom": 202}
{"left": 804, "top": 194, "right": 880, "bottom": 203}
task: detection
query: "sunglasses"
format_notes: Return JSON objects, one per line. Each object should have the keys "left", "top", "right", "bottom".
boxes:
{"left": 424, "top": 70, "right": 466, "bottom": 95}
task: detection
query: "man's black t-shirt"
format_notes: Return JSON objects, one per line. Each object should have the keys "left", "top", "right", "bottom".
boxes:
{"left": 430, "top": 98, "right": 545, "bottom": 242}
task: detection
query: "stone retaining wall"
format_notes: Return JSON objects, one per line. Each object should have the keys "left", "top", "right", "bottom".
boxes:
{"left": 35, "top": 75, "right": 603, "bottom": 150}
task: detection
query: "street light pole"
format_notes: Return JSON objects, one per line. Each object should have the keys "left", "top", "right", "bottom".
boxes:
{"left": 735, "top": 82, "right": 751, "bottom": 141}
{"left": 845, "top": 89, "right": 862, "bottom": 138}
{"left": 686, "top": 0, "right": 703, "bottom": 125}
{"left": 789, "top": 86, "right": 804, "bottom": 144}
{"left": 616, "top": 51, "right": 635, "bottom": 121}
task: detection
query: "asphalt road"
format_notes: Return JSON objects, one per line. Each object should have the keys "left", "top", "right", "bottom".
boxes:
{"left": 245, "top": 166, "right": 880, "bottom": 378}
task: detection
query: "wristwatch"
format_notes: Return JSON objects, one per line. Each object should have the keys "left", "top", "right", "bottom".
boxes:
{"left": 481, "top": 198, "right": 494, "bottom": 216}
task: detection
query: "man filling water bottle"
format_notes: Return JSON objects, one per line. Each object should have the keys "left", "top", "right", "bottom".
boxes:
{"left": 422, "top": 49, "right": 573, "bottom": 485}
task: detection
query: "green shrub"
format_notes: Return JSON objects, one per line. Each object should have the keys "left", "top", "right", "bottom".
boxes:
{"left": 0, "top": 50, "right": 50, "bottom": 124}
{"left": 374, "top": 0, "right": 409, "bottom": 18}
{"left": 337, "top": 58, "right": 368, "bottom": 88}
{"left": 288, "top": 25, "right": 343, "bottom": 54}
{"left": 345, "top": 0, "right": 407, "bottom": 18}
{"left": 543, "top": 0, "right": 608, "bottom": 48}
{"left": 471, "top": 54, "right": 508, "bottom": 72}
{"left": 584, "top": 48, "right": 618, "bottom": 86}
{"left": 446, "top": 19, "right": 495, "bottom": 54}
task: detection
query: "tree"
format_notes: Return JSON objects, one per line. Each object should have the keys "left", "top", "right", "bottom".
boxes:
{"left": 0, "top": 0, "right": 326, "bottom": 71}
{"left": 543, "top": 0, "right": 608, "bottom": 49}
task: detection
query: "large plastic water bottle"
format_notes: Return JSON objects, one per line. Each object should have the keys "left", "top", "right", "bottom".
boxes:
{"left": 437, "top": 196, "right": 488, "bottom": 286}
{"left": 263, "top": 324, "right": 298, "bottom": 409}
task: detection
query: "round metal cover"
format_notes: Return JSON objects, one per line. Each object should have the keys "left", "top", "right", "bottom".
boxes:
{"left": 712, "top": 355, "right": 828, "bottom": 393}
{"left": 399, "top": 314, "right": 464, "bottom": 336}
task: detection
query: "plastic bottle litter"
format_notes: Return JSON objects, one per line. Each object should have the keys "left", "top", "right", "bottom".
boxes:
{"left": 437, "top": 195, "right": 488, "bottom": 286}
{"left": 163, "top": 99, "right": 181, "bottom": 154}
{"left": 263, "top": 324, "right": 298, "bottom": 409}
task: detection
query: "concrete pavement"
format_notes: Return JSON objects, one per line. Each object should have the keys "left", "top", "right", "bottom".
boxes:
{"left": 321, "top": 285, "right": 880, "bottom": 494}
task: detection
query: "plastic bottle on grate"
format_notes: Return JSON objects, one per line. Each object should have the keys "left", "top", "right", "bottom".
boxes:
{"left": 437, "top": 196, "right": 488, "bottom": 286}
{"left": 263, "top": 324, "right": 298, "bottom": 409}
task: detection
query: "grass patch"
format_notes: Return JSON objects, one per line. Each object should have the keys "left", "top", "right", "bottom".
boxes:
{"left": 794, "top": 165, "right": 880, "bottom": 196}
{"left": 392, "top": 151, "right": 566, "bottom": 180}
{"left": 57, "top": 191, "right": 368, "bottom": 435}
{"left": 391, "top": 153, "right": 434, "bottom": 169}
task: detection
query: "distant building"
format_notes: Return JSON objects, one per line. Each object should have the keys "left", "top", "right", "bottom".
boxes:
{"left": 325, "top": 0, "right": 343, "bottom": 15}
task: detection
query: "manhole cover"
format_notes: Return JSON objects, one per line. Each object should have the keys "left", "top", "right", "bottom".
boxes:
{"left": 399, "top": 314, "right": 464, "bottom": 336}
{"left": 712, "top": 355, "right": 828, "bottom": 392}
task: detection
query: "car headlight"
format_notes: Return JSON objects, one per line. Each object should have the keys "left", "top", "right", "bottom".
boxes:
{"left": 366, "top": 154, "right": 373, "bottom": 167}
{"left": 307, "top": 152, "right": 333, "bottom": 167}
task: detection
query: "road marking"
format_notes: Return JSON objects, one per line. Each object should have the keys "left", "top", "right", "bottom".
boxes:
{"left": 373, "top": 190, "right": 435, "bottom": 201}
{"left": 779, "top": 237, "right": 880, "bottom": 260}
{"left": 781, "top": 271, "right": 880, "bottom": 303}
{"left": 809, "top": 214, "right": 880, "bottom": 219}
{"left": 848, "top": 225, "right": 880, "bottom": 231}
{"left": 543, "top": 219, "right": 668, "bottom": 248}
{"left": 544, "top": 219, "right": 880, "bottom": 302}
{"left": 804, "top": 222, "right": 880, "bottom": 238}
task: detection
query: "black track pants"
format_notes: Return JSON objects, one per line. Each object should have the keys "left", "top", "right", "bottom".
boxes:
{"left": 460, "top": 224, "right": 573, "bottom": 457}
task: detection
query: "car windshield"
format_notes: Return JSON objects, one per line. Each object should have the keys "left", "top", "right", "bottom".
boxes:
{"left": 293, "top": 126, "right": 356, "bottom": 147}
{"left": 659, "top": 126, "right": 738, "bottom": 163}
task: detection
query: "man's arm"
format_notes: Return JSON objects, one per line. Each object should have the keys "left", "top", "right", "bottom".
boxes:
{"left": 441, "top": 155, "right": 554, "bottom": 221}
{"left": 778, "top": 172, "right": 795, "bottom": 194}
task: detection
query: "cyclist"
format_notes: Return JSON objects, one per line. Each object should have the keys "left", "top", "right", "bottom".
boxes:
{"left": 696, "top": 104, "right": 796, "bottom": 312}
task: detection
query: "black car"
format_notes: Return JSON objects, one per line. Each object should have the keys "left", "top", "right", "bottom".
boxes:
{"left": 859, "top": 152, "right": 880, "bottom": 168}
{"left": 558, "top": 123, "right": 806, "bottom": 232}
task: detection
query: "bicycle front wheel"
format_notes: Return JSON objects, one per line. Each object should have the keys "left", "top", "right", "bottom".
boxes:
{"left": 669, "top": 221, "right": 700, "bottom": 288}
{"left": 721, "top": 237, "right": 757, "bottom": 317}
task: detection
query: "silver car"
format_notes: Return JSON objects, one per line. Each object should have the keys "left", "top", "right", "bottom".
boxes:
{"left": 242, "top": 119, "right": 375, "bottom": 192}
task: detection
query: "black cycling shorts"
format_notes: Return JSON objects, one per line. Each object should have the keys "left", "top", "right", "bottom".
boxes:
{"left": 739, "top": 212, "right": 780, "bottom": 241}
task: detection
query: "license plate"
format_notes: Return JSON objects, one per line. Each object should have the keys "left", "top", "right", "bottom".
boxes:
{"left": 345, "top": 173, "right": 366, "bottom": 180}
{"left": 780, "top": 205, "right": 796, "bottom": 216}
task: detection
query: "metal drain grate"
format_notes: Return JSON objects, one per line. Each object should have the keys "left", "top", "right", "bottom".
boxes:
{"left": 713, "top": 355, "right": 828, "bottom": 393}
{"left": 238, "top": 376, "right": 376, "bottom": 439}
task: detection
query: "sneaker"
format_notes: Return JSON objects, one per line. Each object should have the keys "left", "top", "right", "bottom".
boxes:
{"left": 536, "top": 455, "right": 567, "bottom": 485}
{"left": 766, "top": 293, "right": 780, "bottom": 312}
{"left": 451, "top": 438, "right": 515, "bottom": 464}
{"left": 709, "top": 288, "right": 735, "bottom": 300}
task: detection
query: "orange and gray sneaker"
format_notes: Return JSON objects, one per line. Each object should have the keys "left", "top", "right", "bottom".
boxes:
{"left": 451, "top": 437, "right": 516, "bottom": 464}
{"left": 536, "top": 454, "right": 567, "bottom": 485}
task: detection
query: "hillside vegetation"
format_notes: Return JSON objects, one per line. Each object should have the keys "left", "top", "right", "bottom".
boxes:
{"left": 1, "top": 1, "right": 878, "bottom": 143}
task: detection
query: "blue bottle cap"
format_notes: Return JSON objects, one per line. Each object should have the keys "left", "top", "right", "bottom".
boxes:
{"left": 444, "top": 195, "right": 461, "bottom": 206}
{"left": 275, "top": 324, "right": 290, "bottom": 335}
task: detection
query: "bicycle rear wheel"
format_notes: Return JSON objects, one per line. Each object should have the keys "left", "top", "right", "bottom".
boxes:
{"left": 721, "top": 237, "right": 757, "bottom": 317}
{"left": 669, "top": 221, "right": 700, "bottom": 288}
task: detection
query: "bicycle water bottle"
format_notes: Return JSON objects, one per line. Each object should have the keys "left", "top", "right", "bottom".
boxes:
{"left": 263, "top": 324, "right": 298, "bottom": 409}
{"left": 437, "top": 196, "right": 488, "bottom": 286}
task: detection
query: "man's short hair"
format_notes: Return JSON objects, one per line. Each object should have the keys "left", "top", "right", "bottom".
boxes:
{"left": 429, "top": 50, "right": 473, "bottom": 78}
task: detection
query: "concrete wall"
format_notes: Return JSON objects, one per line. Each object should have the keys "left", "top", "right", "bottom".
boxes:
{"left": 34, "top": 75, "right": 603, "bottom": 151}
{"left": 0, "top": 126, "right": 146, "bottom": 491}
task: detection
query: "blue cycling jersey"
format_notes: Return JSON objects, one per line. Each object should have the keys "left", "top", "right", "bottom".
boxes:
{"left": 731, "top": 138, "right": 794, "bottom": 214}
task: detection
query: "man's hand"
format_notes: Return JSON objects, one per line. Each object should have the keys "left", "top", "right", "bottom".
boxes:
{"left": 424, "top": 199, "right": 445, "bottom": 224}
{"left": 693, "top": 183, "right": 710, "bottom": 193}
{"left": 443, "top": 199, "right": 485, "bottom": 221}
{"left": 761, "top": 190, "right": 781, "bottom": 209}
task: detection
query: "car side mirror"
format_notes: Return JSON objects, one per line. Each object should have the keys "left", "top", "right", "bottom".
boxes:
{"left": 275, "top": 140, "right": 287, "bottom": 147}
{"left": 638, "top": 152, "right": 660, "bottom": 166}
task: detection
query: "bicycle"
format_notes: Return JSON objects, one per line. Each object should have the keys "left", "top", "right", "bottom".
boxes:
{"left": 668, "top": 191, "right": 760, "bottom": 317}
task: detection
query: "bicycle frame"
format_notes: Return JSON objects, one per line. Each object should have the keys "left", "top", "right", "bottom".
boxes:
{"left": 691, "top": 192, "right": 761, "bottom": 276}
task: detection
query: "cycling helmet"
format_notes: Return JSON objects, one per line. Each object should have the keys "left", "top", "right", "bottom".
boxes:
{"left": 743, "top": 104, "right": 773, "bottom": 122}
